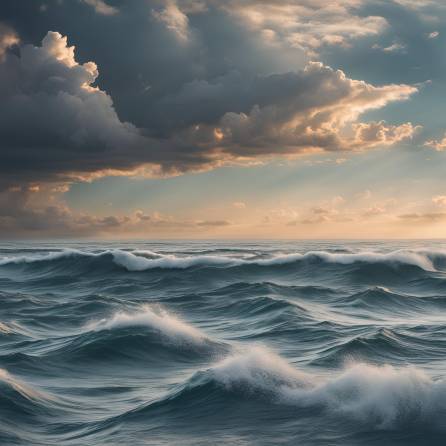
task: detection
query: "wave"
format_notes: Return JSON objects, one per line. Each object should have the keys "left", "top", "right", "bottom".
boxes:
{"left": 312, "top": 327, "right": 446, "bottom": 367}
{"left": 197, "top": 281, "right": 341, "bottom": 300}
{"left": 2, "top": 240, "right": 446, "bottom": 444}
{"left": 0, "top": 321, "right": 16, "bottom": 335}
{"left": 111, "top": 249, "right": 444, "bottom": 272}
{"left": 0, "top": 368, "right": 48, "bottom": 401}
{"left": 1, "top": 247, "right": 445, "bottom": 273}
{"left": 45, "top": 306, "right": 229, "bottom": 363}
{"left": 86, "top": 305, "right": 207, "bottom": 342}
{"left": 344, "top": 287, "right": 428, "bottom": 312}
{"left": 124, "top": 346, "right": 446, "bottom": 430}
{"left": 0, "top": 317, "right": 36, "bottom": 340}
{"left": 0, "top": 368, "right": 58, "bottom": 418}
{"left": 0, "top": 248, "right": 84, "bottom": 266}
{"left": 288, "top": 362, "right": 446, "bottom": 429}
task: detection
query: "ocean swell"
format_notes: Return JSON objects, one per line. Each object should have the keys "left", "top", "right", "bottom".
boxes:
{"left": 2, "top": 241, "right": 446, "bottom": 445}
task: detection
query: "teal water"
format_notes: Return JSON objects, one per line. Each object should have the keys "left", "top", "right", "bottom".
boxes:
{"left": 0, "top": 240, "right": 446, "bottom": 445}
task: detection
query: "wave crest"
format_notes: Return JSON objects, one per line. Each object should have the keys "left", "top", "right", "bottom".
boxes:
{"left": 86, "top": 305, "right": 207, "bottom": 344}
{"left": 1, "top": 247, "right": 445, "bottom": 272}
{"left": 294, "top": 362, "right": 445, "bottom": 429}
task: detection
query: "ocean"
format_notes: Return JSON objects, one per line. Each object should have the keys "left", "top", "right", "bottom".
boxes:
{"left": 0, "top": 240, "right": 445, "bottom": 445}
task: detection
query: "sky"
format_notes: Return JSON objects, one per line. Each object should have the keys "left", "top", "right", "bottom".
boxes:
{"left": 0, "top": 0, "right": 446, "bottom": 239}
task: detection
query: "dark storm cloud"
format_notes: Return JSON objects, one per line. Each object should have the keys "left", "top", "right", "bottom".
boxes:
{"left": 0, "top": 0, "right": 422, "bottom": 192}
{"left": 0, "top": 30, "right": 149, "bottom": 188}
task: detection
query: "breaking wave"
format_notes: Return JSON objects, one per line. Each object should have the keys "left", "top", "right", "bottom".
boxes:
{"left": 124, "top": 347, "right": 446, "bottom": 431}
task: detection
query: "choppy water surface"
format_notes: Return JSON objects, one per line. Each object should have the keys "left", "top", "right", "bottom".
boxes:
{"left": 1, "top": 240, "right": 446, "bottom": 445}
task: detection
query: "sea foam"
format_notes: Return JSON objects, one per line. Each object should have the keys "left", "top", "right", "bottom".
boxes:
{"left": 207, "top": 346, "right": 446, "bottom": 429}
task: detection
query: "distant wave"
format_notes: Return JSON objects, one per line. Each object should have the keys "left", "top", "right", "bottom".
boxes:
{"left": 0, "top": 248, "right": 85, "bottom": 265}
{"left": 104, "top": 249, "right": 445, "bottom": 271}
{"left": 1, "top": 247, "right": 445, "bottom": 272}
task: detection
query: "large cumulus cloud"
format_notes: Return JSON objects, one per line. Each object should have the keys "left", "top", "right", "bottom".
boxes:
{"left": 0, "top": 31, "right": 152, "bottom": 188}
{"left": 185, "top": 62, "right": 418, "bottom": 155}
{"left": 0, "top": 23, "right": 418, "bottom": 191}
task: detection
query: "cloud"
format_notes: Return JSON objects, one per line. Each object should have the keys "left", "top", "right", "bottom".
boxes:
{"left": 0, "top": 31, "right": 151, "bottom": 189}
{"left": 362, "top": 205, "right": 386, "bottom": 217}
{"left": 261, "top": 207, "right": 300, "bottom": 226}
{"left": 0, "top": 186, "right": 140, "bottom": 235}
{"left": 81, "top": 0, "right": 118, "bottom": 15}
{"left": 134, "top": 211, "right": 231, "bottom": 229}
{"left": 432, "top": 195, "right": 446, "bottom": 207}
{"left": 232, "top": 201, "right": 246, "bottom": 209}
{"left": 0, "top": 190, "right": 233, "bottom": 237}
{"left": 425, "top": 133, "right": 446, "bottom": 151}
{"left": 373, "top": 42, "right": 407, "bottom": 53}
{"left": 300, "top": 207, "right": 335, "bottom": 224}
{"left": 196, "top": 219, "right": 231, "bottom": 227}
{"left": 0, "top": 22, "right": 19, "bottom": 61}
{"left": 0, "top": 31, "right": 419, "bottom": 192}
{"left": 299, "top": 200, "right": 350, "bottom": 225}
{"left": 152, "top": 1, "right": 190, "bottom": 43}
{"left": 352, "top": 121, "right": 419, "bottom": 147}
{"left": 398, "top": 212, "right": 446, "bottom": 223}
{"left": 394, "top": 0, "right": 446, "bottom": 10}
{"left": 220, "top": 0, "right": 388, "bottom": 56}
{"left": 331, "top": 196, "right": 345, "bottom": 206}
{"left": 192, "top": 63, "right": 418, "bottom": 156}
{"left": 357, "top": 189, "right": 372, "bottom": 200}
{"left": 0, "top": 0, "right": 442, "bottom": 238}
